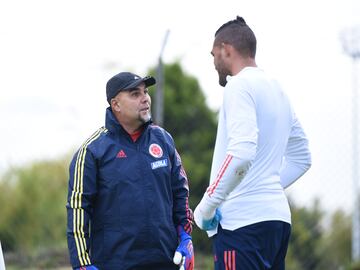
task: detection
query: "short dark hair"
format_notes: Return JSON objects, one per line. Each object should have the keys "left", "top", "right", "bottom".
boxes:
{"left": 214, "top": 16, "right": 257, "bottom": 58}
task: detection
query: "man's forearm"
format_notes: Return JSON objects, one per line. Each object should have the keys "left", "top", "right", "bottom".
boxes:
{"left": 194, "top": 155, "right": 252, "bottom": 229}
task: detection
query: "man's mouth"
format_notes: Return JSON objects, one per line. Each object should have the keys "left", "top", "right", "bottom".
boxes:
{"left": 140, "top": 107, "right": 150, "bottom": 112}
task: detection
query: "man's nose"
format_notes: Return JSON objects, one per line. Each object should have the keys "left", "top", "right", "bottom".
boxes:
{"left": 141, "top": 93, "right": 150, "bottom": 103}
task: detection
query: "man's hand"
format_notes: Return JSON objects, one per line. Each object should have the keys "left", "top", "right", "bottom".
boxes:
{"left": 194, "top": 209, "right": 222, "bottom": 231}
{"left": 75, "top": 265, "right": 98, "bottom": 270}
{"left": 173, "top": 226, "right": 194, "bottom": 270}
{"left": 194, "top": 204, "right": 222, "bottom": 231}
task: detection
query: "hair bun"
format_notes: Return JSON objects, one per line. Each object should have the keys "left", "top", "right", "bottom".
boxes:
{"left": 236, "top": 16, "right": 246, "bottom": 24}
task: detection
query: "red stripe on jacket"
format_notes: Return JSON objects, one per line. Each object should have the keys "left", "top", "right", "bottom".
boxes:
{"left": 207, "top": 155, "right": 233, "bottom": 196}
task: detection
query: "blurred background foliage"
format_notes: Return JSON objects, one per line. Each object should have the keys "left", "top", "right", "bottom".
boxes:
{"left": 0, "top": 62, "right": 356, "bottom": 269}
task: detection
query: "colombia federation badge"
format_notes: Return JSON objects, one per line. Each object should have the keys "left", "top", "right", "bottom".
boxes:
{"left": 149, "top": 143, "right": 163, "bottom": 158}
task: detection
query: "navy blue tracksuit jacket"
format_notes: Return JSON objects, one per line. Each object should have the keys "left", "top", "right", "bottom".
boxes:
{"left": 66, "top": 108, "right": 193, "bottom": 269}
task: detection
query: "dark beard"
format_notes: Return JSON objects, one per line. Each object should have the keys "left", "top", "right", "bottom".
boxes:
{"left": 218, "top": 72, "right": 229, "bottom": 87}
{"left": 217, "top": 64, "right": 231, "bottom": 87}
{"left": 219, "top": 76, "right": 227, "bottom": 86}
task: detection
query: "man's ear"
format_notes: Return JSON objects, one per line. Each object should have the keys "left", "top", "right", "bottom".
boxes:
{"left": 111, "top": 98, "right": 121, "bottom": 112}
{"left": 221, "top": 42, "right": 232, "bottom": 57}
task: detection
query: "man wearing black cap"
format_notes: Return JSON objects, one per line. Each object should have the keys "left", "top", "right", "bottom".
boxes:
{"left": 66, "top": 72, "right": 194, "bottom": 270}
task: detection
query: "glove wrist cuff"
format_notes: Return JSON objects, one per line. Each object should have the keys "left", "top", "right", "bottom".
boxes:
{"left": 198, "top": 194, "right": 217, "bottom": 219}
{"left": 177, "top": 225, "right": 192, "bottom": 241}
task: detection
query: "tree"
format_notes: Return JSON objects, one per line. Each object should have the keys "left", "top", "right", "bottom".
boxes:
{"left": 286, "top": 199, "right": 324, "bottom": 270}
{"left": 0, "top": 157, "right": 69, "bottom": 264}
{"left": 317, "top": 209, "right": 351, "bottom": 269}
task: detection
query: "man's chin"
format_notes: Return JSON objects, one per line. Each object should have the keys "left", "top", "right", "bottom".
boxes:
{"left": 140, "top": 113, "right": 151, "bottom": 123}
{"left": 219, "top": 77, "right": 227, "bottom": 87}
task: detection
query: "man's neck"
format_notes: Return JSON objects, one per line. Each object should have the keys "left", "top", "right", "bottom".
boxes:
{"left": 113, "top": 115, "right": 142, "bottom": 135}
{"left": 232, "top": 58, "right": 257, "bottom": 75}
{"left": 121, "top": 122, "right": 143, "bottom": 135}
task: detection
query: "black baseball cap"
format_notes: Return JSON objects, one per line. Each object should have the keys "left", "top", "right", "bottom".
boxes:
{"left": 106, "top": 72, "right": 156, "bottom": 104}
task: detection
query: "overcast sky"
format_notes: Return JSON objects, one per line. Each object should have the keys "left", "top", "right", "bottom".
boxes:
{"left": 0, "top": 0, "right": 359, "bottom": 214}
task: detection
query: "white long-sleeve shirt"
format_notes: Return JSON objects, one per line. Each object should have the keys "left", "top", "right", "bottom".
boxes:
{"left": 206, "top": 67, "right": 311, "bottom": 236}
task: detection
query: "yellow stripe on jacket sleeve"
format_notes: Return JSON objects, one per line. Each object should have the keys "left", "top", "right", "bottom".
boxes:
{"left": 70, "top": 127, "right": 105, "bottom": 265}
